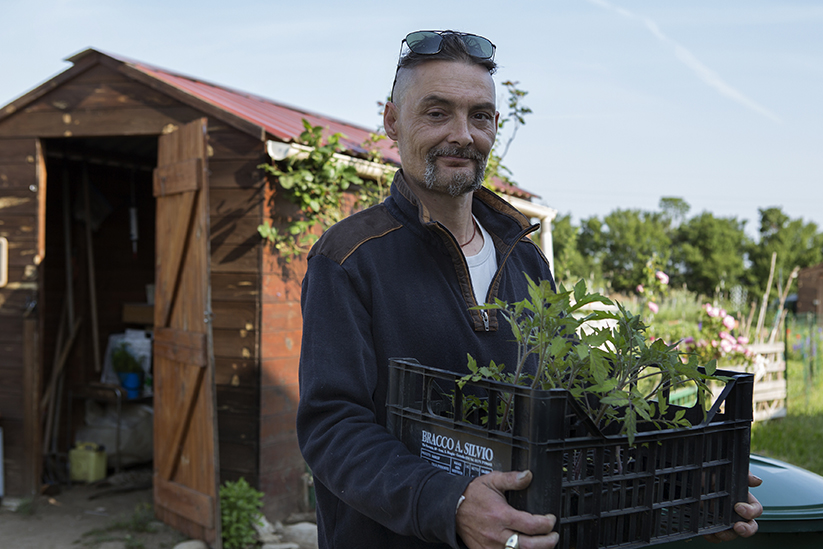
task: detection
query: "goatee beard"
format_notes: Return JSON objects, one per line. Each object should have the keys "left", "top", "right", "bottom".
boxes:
{"left": 423, "top": 146, "right": 487, "bottom": 197}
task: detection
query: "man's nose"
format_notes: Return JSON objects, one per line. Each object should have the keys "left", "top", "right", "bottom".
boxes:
{"left": 446, "top": 116, "right": 473, "bottom": 148}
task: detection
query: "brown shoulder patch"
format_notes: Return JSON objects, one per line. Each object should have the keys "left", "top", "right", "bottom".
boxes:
{"left": 309, "top": 204, "right": 402, "bottom": 265}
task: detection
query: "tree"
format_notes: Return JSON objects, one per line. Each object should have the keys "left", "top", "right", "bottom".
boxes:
{"left": 659, "top": 197, "right": 691, "bottom": 229}
{"left": 577, "top": 215, "right": 606, "bottom": 284}
{"left": 552, "top": 213, "right": 595, "bottom": 286}
{"left": 746, "top": 207, "right": 823, "bottom": 295}
{"left": 670, "top": 212, "right": 750, "bottom": 298}
{"left": 583, "top": 209, "right": 671, "bottom": 294}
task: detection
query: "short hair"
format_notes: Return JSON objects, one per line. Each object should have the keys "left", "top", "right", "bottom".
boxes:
{"left": 398, "top": 31, "right": 498, "bottom": 74}
{"left": 391, "top": 31, "right": 498, "bottom": 103}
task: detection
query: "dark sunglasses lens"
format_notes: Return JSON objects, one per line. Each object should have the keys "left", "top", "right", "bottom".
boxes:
{"left": 406, "top": 31, "right": 443, "bottom": 54}
{"left": 462, "top": 35, "right": 495, "bottom": 59}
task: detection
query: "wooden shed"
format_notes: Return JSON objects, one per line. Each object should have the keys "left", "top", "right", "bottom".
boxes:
{"left": 0, "top": 48, "right": 398, "bottom": 545}
{"left": 797, "top": 263, "right": 823, "bottom": 316}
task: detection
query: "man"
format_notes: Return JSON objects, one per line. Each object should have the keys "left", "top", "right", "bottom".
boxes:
{"left": 296, "top": 30, "right": 761, "bottom": 549}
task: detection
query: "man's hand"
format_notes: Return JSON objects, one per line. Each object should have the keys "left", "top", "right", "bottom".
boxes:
{"left": 456, "top": 470, "right": 559, "bottom": 549}
{"left": 703, "top": 473, "right": 763, "bottom": 543}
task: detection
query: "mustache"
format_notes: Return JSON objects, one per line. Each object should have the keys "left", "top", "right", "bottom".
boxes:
{"left": 426, "top": 146, "right": 485, "bottom": 163}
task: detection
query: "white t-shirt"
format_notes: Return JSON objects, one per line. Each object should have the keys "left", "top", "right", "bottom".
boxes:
{"left": 465, "top": 217, "right": 497, "bottom": 305}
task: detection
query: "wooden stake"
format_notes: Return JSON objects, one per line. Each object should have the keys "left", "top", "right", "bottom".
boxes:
{"left": 768, "top": 266, "right": 800, "bottom": 343}
{"left": 82, "top": 162, "right": 101, "bottom": 372}
{"left": 755, "top": 252, "right": 777, "bottom": 343}
{"left": 22, "top": 317, "right": 41, "bottom": 496}
{"left": 41, "top": 299, "right": 67, "bottom": 456}
{"left": 744, "top": 301, "right": 757, "bottom": 339}
{"left": 40, "top": 316, "right": 82, "bottom": 414}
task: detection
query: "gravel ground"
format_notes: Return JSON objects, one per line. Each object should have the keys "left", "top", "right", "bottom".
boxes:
{"left": 0, "top": 482, "right": 187, "bottom": 549}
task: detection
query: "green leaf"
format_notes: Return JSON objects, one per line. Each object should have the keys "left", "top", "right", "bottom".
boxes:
{"left": 279, "top": 173, "right": 297, "bottom": 189}
{"left": 625, "top": 411, "right": 637, "bottom": 445}
{"left": 573, "top": 279, "right": 587, "bottom": 304}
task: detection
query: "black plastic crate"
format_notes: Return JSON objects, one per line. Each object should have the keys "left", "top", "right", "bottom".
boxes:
{"left": 386, "top": 358, "right": 754, "bottom": 549}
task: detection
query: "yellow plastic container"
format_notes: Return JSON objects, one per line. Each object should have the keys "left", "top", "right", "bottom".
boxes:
{"left": 69, "top": 442, "right": 107, "bottom": 482}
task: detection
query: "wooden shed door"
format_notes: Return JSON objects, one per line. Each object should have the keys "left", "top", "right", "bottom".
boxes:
{"left": 152, "top": 118, "right": 221, "bottom": 547}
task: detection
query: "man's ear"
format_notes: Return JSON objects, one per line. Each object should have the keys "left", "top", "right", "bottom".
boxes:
{"left": 384, "top": 101, "right": 400, "bottom": 141}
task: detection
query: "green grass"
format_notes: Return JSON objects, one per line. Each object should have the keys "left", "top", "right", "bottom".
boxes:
{"left": 750, "top": 358, "right": 823, "bottom": 475}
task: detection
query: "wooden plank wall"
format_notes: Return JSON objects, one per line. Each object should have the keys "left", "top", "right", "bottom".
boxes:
{"left": 0, "top": 137, "right": 41, "bottom": 496}
{"left": 207, "top": 125, "right": 266, "bottom": 494}
{"left": 0, "top": 64, "right": 203, "bottom": 140}
{"left": 1, "top": 59, "right": 307, "bottom": 517}
{"left": 0, "top": 62, "right": 207, "bottom": 495}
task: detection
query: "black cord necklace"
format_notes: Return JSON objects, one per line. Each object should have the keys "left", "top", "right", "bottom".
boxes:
{"left": 459, "top": 218, "right": 478, "bottom": 248}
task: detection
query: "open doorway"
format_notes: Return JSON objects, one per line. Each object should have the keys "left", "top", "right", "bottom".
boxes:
{"left": 41, "top": 135, "right": 158, "bottom": 485}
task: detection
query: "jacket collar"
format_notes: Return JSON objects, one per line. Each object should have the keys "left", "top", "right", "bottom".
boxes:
{"left": 390, "top": 170, "right": 537, "bottom": 249}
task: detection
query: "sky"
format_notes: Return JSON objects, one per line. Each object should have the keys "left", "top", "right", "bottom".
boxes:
{"left": 2, "top": 0, "right": 821, "bottom": 239}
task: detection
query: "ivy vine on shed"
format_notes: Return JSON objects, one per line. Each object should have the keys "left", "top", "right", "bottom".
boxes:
{"left": 258, "top": 119, "right": 389, "bottom": 260}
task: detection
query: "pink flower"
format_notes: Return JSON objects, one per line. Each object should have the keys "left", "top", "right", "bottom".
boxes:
{"left": 648, "top": 302, "right": 659, "bottom": 314}
{"left": 655, "top": 271, "right": 669, "bottom": 285}
{"left": 707, "top": 306, "right": 720, "bottom": 318}
{"left": 737, "top": 336, "right": 749, "bottom": 345}
{"left": 703, "top": 303, "right": 713, "bottom": 312}
{"left": 723, "top": 315, "right": 736, "bottom": 330}
{"left": 720, "top": 309, "right": 727, "bottom": 318}
{"left": 711, "top": 340, "right": 718, "bottom": 347}
{"left": 720, "top": 339, "right": 733, "bottom": 354}
{"left": 719, "top": 331, "right": 730, "bottom": 340}
{"left": 636, "top": 284, "right": 645, "bottom": 294}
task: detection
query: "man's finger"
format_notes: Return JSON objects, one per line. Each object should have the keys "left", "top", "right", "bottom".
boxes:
{"left": 735, "top": 490, "right": 763, "bottom": 521}
{"left": 485, "top": 469, "right": 534, "bottom": 492}
{"left": 748, "top": 472, "right": 763, "bottom": 488}
{"left": 733, "top": 519, "right": 758, "bottom": 538}
{"left": 704, "top": 528, "right": 739, "bottom": 543}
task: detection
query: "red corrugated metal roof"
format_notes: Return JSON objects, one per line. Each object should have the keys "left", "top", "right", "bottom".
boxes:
{"left": 85, "top": 50, "right": 401, "bottom": 165}
{"left": 63, "top": 49, "right": 538, "bottom": 198}
{"left": 488, "top": 176, "right": 537, "bottom": 199}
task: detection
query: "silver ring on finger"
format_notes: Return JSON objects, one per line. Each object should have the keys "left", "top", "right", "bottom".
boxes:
{"left": 505, "top": 533, "right": 520, "bottom": 549}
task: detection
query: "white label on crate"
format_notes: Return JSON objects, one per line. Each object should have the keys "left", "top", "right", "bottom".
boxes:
{"left": 419, "top": 429, "right": 494, "bottom": 477}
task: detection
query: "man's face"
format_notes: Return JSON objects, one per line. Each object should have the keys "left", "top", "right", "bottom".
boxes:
{"left": 384, "top": 60, "right": 499, "bottom": 197}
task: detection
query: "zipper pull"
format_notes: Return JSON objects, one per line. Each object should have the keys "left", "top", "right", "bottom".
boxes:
{"left": 481, "top": 309, "right": 490, "bottom": 331}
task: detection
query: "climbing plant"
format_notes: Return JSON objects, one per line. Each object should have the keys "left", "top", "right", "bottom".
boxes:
{"left": 483, "top": 80, "right": 532, "bottom": 188}
{"left": 258, "top": 119, "right": 388, "bottom": 260}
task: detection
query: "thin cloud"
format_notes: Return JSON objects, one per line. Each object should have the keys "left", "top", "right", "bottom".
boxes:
{"left": 585, "top": 0, "right": 782, "bottom": 123}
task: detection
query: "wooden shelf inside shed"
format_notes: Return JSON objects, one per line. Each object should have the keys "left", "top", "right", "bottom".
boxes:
{"left": 122, "top": 303, "right": 154, "bottom": 326}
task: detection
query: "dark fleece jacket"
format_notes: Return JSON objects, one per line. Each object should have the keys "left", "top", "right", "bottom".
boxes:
{"left": 296, "top": 171, "right": 555, "bottom": 548}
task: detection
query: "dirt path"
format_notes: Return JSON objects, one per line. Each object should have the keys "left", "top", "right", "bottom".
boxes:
{"left": 0, "top": 482, "right": 187, "bottom": 549}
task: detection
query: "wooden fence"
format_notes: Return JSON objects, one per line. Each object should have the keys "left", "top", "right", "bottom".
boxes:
{"left": 719, "top": 342, "right": 787, "bottom": 422}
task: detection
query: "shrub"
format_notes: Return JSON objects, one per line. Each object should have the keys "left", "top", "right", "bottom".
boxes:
{"left": 220, "top": 477, "right": 264, "bottom": 549}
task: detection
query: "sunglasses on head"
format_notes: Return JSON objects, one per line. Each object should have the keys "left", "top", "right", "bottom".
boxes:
{"left": 389, "top": 30, "right": 496, "bottom": 102}
{"left": 402, "top": 30, "right": 496, "bottom": 60}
